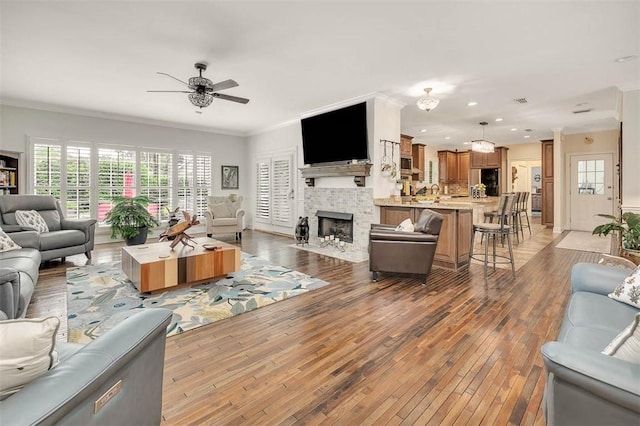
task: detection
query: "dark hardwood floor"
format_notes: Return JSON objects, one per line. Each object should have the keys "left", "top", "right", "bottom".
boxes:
{"left": 29, "top": 225, "right": 601, "bottom": 425}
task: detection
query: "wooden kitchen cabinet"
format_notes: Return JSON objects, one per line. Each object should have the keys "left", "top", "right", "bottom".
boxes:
{"left": 456, "top": 151, "right": 469, "bottom": 182}
{"left": 470, "top": 147, "right": 506, "bottom": 169}
{"left": 438, "top": 150, "right": 458, "bottom": 183}
{"left": 541, "top": 139, "right": 554, "bottom": 227}
{"left": 400, "top": 134, "right": 413, "bottom": 156}
{"left": 412, "top": 144, "right": 425, "bottom": 181}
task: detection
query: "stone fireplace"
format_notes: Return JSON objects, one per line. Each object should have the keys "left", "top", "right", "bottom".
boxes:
{"left": 304, "top": 187, "right": 374, "bottom": 256}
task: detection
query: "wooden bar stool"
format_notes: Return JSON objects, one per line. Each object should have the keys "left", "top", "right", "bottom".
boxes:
{"left": 470, "top": 193, "right": 516, "bottom": 279}
{"left": 518, "top": 191, "right": 532, "bottom": 237}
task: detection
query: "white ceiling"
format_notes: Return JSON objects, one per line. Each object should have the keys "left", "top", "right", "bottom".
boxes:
{"left": 1, "top": 1, "right": 639, "bottom": 148}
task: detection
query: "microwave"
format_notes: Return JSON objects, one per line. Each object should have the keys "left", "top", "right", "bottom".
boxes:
{"left": 400, "top": 156, "right": 412, "bottom": 172}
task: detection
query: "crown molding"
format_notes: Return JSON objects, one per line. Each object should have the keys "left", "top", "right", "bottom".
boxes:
{"left": 0, "top": 98, "right": 245, "bottom": 137}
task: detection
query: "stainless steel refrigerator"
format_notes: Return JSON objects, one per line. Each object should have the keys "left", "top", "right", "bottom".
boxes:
{"left": 480, "top": 168, "right": 500, "bottom": 196}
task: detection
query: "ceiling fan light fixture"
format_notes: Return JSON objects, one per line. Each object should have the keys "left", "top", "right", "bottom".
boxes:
{"left": 188, "top": 76, "right": 214, "bottom": 90}
{"left": 416, "top": 88, "right": 440, "bottom": 112}
{"left": 471, "top": 122, "right": 495, "bottom": 153}
{"left": 189, "top": 92, "right": 213, "bottom": 108}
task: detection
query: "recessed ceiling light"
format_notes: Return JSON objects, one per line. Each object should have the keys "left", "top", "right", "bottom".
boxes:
{"left": 445, "top": 136, "right": 451, "bottom": 140}
{"left": 467, "top": 101, "right": 478, "bottom": 106}
{"left": 510, "top": 128, "right": 518, "bottom": 131}
{"left": 615, "top": 55, "right": 638, "bottom": 63}
{"left": 420, "top": 129, "right": 427, "bottom": 133}
{"left": 524, "top": 135, "right": 531, "bottom": 139}
{"left": 495, "top": 118, "right": 503, "bottom": 122}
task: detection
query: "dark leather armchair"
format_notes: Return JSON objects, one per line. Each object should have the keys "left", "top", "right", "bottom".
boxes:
{"left": 369, "top": 209, "right": 444, "bottom": 284}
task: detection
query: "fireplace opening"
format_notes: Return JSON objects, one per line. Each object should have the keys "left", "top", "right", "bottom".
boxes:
{"left": 316, "top": 210, "right": 354, "bottom": 243}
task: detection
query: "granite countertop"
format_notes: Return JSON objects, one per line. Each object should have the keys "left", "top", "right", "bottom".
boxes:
{"left": 374, "top": 196, "right": 500, "bottom": 211}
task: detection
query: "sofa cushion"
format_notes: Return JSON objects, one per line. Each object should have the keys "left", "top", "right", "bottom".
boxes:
{"left": 210, "top": 217, "right": 238, "bottom": 227}
{"left": 609, "top": 265, "right": 640, "bottom": 309}
{"left": 38, "top": 230, "right": 86, "bottom": 251}
{"left": 414, "top": 209, "right": 443, "bottom": 235}
{"left": 561, "top": 325, "right": 619, "bottom": 352}
{"left": 559, "top": 291, "right": 639, "bottom": 341}
{"left": 603, "top": 313, "right": 640, "bottom": 363}
{"left": 0, "top": 228, "right": 21, "bottom": 253}
{"left": 210, "top": 203, "right": 232, "bottom": 218}
{"left": 0, "top": 317, "right": 60, "bottom": 399}
{"left": 15, "top": 210, "right": 49, "bottom": 233}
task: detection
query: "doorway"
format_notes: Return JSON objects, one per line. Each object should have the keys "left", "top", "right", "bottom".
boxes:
{"left": 569, "top": 153, "right": 614, "bottom": 231}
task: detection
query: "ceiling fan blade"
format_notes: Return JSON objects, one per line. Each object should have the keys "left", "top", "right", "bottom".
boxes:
{"left": 156, "top": 72, "right": 189, "bottom": 86}
{"left": 208, "top": 79, "right": 239, "bottom": 92}
{"left": 212, "top": 92, "right": 250, "bottom": 104}
{"left": 147, "top": 90, "right": 193, "bottom": 93}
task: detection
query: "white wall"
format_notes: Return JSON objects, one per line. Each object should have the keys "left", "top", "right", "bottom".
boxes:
{"left": 0, "top": 105, "right": 248, "bottom": 239}
{"left": 622, "top": 89, "right": 640, "bottom": 214}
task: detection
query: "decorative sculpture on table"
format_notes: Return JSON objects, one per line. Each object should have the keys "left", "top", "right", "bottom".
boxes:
{"left": 295, "top": 216, "right": 309, "bottom": 246}
{"left": 159, "top": 211, "right": 200, "bottom": 250}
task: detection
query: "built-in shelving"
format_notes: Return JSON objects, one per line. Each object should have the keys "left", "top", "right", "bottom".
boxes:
{"left": 0, "top": 151, "right": 20, "bottom": 195}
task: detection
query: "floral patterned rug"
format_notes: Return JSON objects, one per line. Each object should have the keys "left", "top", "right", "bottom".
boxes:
{"left": 66, "top": 253, "right": 329, "bottom": 343}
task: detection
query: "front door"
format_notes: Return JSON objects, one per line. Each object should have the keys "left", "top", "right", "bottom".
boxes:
{"left": 569, "top": 153, "right": 614, "bottom": 231}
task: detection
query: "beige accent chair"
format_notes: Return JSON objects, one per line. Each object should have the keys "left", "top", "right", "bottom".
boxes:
{"left": 204, "top": 195, "right": 245, "bottom": 240}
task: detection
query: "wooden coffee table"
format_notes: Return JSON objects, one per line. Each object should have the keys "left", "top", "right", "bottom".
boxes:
{"left": 121, "top": 237, "right": 241, "bottom": 293}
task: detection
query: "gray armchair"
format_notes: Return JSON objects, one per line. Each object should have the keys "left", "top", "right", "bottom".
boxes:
{"left": 0, "top": 195, "right": 97, "bottom": 262}
{"left": 0, "top": 309, "right": 173, "bottom": 425}
{"left": 369, "top": 209, "right": 444, "bottom": 284}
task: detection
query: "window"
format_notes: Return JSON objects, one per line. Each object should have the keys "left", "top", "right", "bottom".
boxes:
{"left": 255, "top": 160, "right": 270, "bottom": 222}
{"left": 140, "top": 151, "right": 172, "bottom": 222}
{"left": 28, "top": 138, "right": 213, "bottom": 229}
{"left": 577, "top": 159, "right": 605, "bottom": 195}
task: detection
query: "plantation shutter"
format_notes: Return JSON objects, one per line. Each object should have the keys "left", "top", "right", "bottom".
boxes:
{"left": 97, "top": 148, "right": 136, "bottom": 224}
{"left": 195, "top": 155, "right": 211, "bottom": 217}
{"left": 255, "top": 160, "right": 270, "bottom": 222}
{"left": 271, "top": 156, "right": 292, "bottom": 227}
{"left": 65, "top": 143, "right": 92, "bottom": 219}
{"left": 32, "top": 139, "right": 62, "bottom": 199}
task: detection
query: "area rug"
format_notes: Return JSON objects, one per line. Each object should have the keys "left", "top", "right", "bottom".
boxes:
{"left": 66, "top": 253, "right": 328, "bottom": 343}
{"left": 288, "top": 243, "right": 368, "bottom": 263}
{"left": 555, "top": 231, "right": 611, "bottom": 254}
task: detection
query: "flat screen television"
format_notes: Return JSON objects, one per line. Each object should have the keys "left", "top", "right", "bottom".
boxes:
{"left": 301, "top": 102, "right": 369, "bottom": 165}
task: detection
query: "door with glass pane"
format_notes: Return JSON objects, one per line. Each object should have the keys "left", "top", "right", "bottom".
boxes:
{"left": 254, "top": 152, "right": 295, "bottom": 234}
{"left": 570, "top": 153, "right": 614, "bottom": 231}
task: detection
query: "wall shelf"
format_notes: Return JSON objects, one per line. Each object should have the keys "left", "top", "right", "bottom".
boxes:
{"left": 299, "top": 163, "right": 372, "bottom": 187}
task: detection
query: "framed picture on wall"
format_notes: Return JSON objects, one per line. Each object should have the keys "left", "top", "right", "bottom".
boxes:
{"left": 221, "top": 165, "right": 239, "bottom": 190}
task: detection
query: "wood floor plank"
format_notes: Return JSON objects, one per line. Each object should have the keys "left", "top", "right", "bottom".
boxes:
{"left": 26, "top": 222, "right": 605, "bottom": 425}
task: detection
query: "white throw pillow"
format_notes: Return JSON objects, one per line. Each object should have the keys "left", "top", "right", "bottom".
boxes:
{"left": 0, "top": 317, "right": 60, "bottom": 399}
{"left": 0, "top": 227, "right": 22, "bottom": 253}
{"left": 609, "top": 265, "right": 640, "bottom": 309}
{"left": 602, "top": 313, "right": 640, "bottom": 364}
{"left": 395, "top": 218, "right": 415, "bottom": 232}
{"left": 14, "top": 210, "right": 49, "bottom": 233}
{"left": 210, "top": 203, "right": 232, "bottom": 219}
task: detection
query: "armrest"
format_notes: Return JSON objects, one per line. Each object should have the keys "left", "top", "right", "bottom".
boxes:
{"left": 571, "top": 263, "right": 632, "bottom": 295}
{"left": 60, "top": 218, "right": 97, "bottom": 233}
{"left": 4, "top": 230, "right": 39, "bottom": 249}
{"left": 371, "top": 224, "right": 397, "bottom": 231}
{"left": 541, "top": 341, "right": 640, "bottom": 412}
{"left": 370, "top": 229, "right": 438, "bottom": 243}
{"left": 235, "top": 208, "right": 245, "bottom": 220}
{"left": 0, "top": 309, "right": 173, "bottom": 426}
{"left": 204, "top": 211, "right": 214, "bottom": 221}
{"left": 0, "top": 224, "right": 33, "bottom": 233}
{"left": 0, "top": 268, "right": 20, "bottom": 320}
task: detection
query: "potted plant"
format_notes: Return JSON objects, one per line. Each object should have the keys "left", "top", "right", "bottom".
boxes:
{"left": 592, "top": 212, "right": 640, "bottom": 262}
{"left": 105, "top": 195, "right": 160, "bottom": 245}
{"left": 395, "top": 179, "right": 404, "bottom": 190}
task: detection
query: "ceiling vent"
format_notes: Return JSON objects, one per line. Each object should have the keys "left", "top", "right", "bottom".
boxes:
{"left": 524, "top": 128, "right": 533, "bottom": 132}
{"left": 513, "top": 97, "right": 528, "bottom": 104}
{"left": 573, "top": 108, "right": 593, "bottom": 114}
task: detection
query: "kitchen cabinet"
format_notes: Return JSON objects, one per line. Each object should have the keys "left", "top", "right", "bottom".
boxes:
{"left": 438, "top": 150, "right": 458, "bottom": 183}
{"left": 0, "top": 151, "right": 19, "bottom": 195}
{"left": 400, "top": 134, "right": 413, "bottom": 156}
{"left": 456, "top": 151, "right": 470, "bottom": 182}
{"left": 411, "top": 144, "right": 425, "bottom": 181}
{"left": 470, "top": 147, "right": 506, "bottom": 169}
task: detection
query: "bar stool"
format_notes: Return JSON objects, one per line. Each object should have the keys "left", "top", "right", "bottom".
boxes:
{"left": 470, "top": 193, "right": 516, "bottom": 279}
{"left": 518, "top": 191, "right": 532, "bottom": 237}
{"left": 483, "top": 192, "right": 520, "bottom": 245}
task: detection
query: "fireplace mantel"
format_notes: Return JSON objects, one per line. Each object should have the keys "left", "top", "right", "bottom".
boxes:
{"left": 299, "top": 163, "right": 372, "bottom": 187}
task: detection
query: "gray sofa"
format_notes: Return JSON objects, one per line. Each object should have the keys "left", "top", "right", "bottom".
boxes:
{"left": 0, "top": 195, "right": 97, "bottom": 262}
{"left": 0, "top": 308, "right": 172, "bottom": 425}
{"left": 0, "top": 231, "right": 41, "bottom": 319}
{"left": 541, "top": 262, "right": 640, "bottom": 425}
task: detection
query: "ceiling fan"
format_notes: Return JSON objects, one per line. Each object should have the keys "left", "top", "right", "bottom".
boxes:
{"left": 147, "top": 62, "right": 249, "bottom": 108}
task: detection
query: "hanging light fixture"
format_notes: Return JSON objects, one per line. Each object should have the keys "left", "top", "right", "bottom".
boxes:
{"left": 416, "top": 88, "right": 440, "bottom": 112}
{"left": 471, "top": 122, "right": 495, "bottom": 153}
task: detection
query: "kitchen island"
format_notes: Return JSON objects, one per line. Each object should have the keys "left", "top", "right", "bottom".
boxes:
{"left": 374, "top": 196, "right": 500, "bottom": 271}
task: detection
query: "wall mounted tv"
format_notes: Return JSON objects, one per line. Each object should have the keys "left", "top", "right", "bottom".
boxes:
{"left": 301, "top": 102, "right": 369, "bottom": 165}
